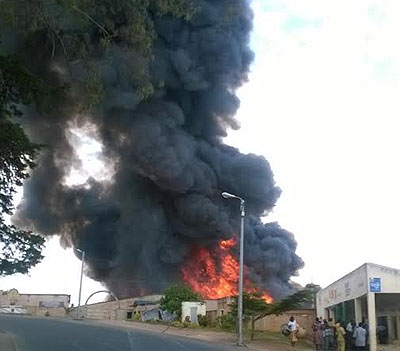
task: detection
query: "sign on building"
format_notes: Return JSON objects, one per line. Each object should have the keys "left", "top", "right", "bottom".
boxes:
{"left": 369, "top": 278, "right": 381, "bottom": 292}
{"left": 39, "top": 301, "right": 65, "bottom": 308}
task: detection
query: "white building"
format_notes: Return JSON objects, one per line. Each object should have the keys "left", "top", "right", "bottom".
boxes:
{"left": 181, "top": 301, "right": 206, "bottom": 324}
{"left": 316, "top": 263, "right": 400, "bottom": 351}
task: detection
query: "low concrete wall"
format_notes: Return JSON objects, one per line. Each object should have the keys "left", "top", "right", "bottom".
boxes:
{"left": 253, "top": 309, "right": 316, "bottom": 336}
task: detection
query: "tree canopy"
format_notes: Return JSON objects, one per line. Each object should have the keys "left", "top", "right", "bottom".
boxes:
{"left": 160, "top": 284, "right": 202, "bottom": 319}
{"left": 0, "top": 0, "right": 196, "bottom": 106}
{"left": 0, "top": 55, "right": 45, "bottom": 276}
{"left": 230, "top": 289, "right": 313, "bottom": 340}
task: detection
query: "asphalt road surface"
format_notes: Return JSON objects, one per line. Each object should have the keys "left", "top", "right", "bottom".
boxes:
{"left": 0, "top": 315, "right": 232, "bottom": 351}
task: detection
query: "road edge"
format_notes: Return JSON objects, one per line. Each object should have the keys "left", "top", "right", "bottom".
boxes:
{"left": 0, "top": 329, "right": 17, "bottom": 351}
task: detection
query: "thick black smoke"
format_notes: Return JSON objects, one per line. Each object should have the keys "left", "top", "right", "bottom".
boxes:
{"left": 9, "top": 0, "right": 303, "bottom": 297}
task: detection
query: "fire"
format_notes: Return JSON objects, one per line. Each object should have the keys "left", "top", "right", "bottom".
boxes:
{"left": 181, "top": 238, "right": 238, "bottom": 299}
{"left": 181, "top": 238, "right": 273, "bottom": 303}
{"left": 261, "top": 293, "right": 274, "bottom": 304}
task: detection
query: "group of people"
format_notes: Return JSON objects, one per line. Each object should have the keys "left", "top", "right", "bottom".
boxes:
{"left": 312, "top": 318, "right": 369, "bottom": 351}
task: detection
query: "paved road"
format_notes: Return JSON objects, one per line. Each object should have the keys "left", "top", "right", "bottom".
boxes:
{"left": 0, "top": 315, "right": 233, "bottom": 351}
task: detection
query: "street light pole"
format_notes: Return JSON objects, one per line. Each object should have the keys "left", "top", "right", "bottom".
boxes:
{"left": 238, "top": 198, "right": 245, "bottom": 346}
{"left": 77, "top": 249, "right": 85, "bottom": 319}
{"left": 221, "top": 192, "right": 245, "bottom": 347}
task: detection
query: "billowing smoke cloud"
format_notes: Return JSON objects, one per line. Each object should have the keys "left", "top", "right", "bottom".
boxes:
{"left": 9, "top": 0, "right": 303, "bottom": 298}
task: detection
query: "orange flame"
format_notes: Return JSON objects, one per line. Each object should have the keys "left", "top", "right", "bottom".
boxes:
{"left": 181, "top": 238, "right": 273, "bottom": 303}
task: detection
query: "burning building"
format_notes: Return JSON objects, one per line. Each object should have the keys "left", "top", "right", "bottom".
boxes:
{"left": 6, "top": 0, "right": 304, "bottom": 299}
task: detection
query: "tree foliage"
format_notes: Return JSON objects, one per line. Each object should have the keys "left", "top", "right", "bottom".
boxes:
{"left": 0, "top": 0, "right": 196, "bottom": 104}
{"left": 0, "top": 221, "right": 44, "bottom": 276}
{"left": 0, "top": 55, "right": 45, "bottom": 276}
{"left": 230, "top": 289, "right": 313, "bottom": 340}
{"left": 160, "top": 284, "right": 202, "bottom": 319}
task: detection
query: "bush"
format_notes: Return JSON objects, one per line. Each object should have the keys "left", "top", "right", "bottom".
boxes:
{"left": 171, "top": 321, "right": 182, "bottom": 328}
{"left": 216, "top": 314, "right": 236, "bottom": 330}
{"left": 198, "top": 314, "right": 208, "bottom": 327}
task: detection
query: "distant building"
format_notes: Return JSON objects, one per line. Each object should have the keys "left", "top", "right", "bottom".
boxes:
{"left": 0, "top": 289, "right": 70, "bottom": 317}
{"left": 205, "top": 296, "right": 235, "bottom": 321}
{"left": 316, "top": 263, "right": 400, "bottom": 351}
{"left": 73, "top": 294, "right": 163, "bottom": 321}
{"left": 181, "top": 301, "right": 206, "bottom": 324}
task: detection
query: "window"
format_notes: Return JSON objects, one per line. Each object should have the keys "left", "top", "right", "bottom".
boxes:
{"left": 127, "top": 312, "right": 133, "bottom": 319}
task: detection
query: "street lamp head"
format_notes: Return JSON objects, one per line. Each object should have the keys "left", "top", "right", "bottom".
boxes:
{"left": 221, "top": 192, "right": 244, "bottom": 203}
{"left": 222, "top": 192, "right": 238, "bottom": 199}
{"left": 76, "top": 249, "right": 84, "bottom": 254}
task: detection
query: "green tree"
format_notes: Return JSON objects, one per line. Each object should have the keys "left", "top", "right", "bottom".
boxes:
{"left": 0, "top": 55, "right": 45, "bottom": 276}
{"left": 230, "top": 292, "right": 270, "bottom": 340}
{"left": 160, "top": 284, "right": 202, "bottom": 319}
{"left": 230, "top": 289, "right": 313, "bottom": 340}
{"left": 0, "top": 0, "right": 196, "bottom": 105}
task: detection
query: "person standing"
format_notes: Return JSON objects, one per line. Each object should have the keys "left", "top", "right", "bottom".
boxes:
{"left": 346, "top": 320, "right": 355, "bottom": 351}
{"left": 354, "top": 323, "right": 367, "bottom": 351}
{"left": 336, "top": 321, "right": 346, "bottom": 351}
{"left": 288, "top": 316, "right": 298, "bottom": 347}
{"left": 313, "top": 318, "right": 323, "bottom": 350}
{"left": 323, "top": 319, "right": 334, "bottom": 351}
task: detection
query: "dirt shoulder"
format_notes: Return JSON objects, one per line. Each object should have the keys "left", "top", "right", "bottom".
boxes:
{"left": 0, "top": 330, "right": 16, "bottom": 351}
{"left": 91, "top": 320, "right": 314, "bottom": 351}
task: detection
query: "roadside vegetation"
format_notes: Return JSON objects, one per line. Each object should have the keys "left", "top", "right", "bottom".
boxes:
{"left": 135, "top": 284, "right": 313, "bottom": 346}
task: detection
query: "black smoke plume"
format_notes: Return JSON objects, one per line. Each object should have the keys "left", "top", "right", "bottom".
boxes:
{"left": 7, "top": 0, "right": 304, "bottom": 298}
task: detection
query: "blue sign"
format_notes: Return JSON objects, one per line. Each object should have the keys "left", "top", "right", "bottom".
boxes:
{"left": 370, "top": 278, "right": 381, "bottom": 292}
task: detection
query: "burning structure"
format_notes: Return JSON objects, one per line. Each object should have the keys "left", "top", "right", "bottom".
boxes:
{"left": 4, "top": 0, "right": 304, "bottom": 299}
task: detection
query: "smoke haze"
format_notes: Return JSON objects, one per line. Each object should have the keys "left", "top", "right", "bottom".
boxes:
{"left": 8, "top": 0, "right": 304, "bottom": 298}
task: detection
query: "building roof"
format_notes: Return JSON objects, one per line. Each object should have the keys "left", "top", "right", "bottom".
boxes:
{"left": 0, "top": 289, "right": 70, "bottom": 297}
{"left": 83, "top": 294, "right": 163, "bottom": 307}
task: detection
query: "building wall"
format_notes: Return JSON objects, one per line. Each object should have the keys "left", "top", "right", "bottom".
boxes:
{"left": 253, "top": 309, "right": 316, "bottom": 336}
{"left": 0, "top": 289, "right": 70, "bottom": 317}
{"left": 316, "top": 264, "right": 368, "bottom": 316}
{"left": 77, "top": 295, "right": 162, "bottom": 320}
{"left": 205, "top": 297, "right": 234, "bottom": 323}
{"left": 181, "top": 302, "right": 206, "bottom": 324}
{"left": 317, "top": 263, "right": 400, "bottom": 317}
{"left": 368, "top": 264, "right": 400, "bottom": 294}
